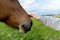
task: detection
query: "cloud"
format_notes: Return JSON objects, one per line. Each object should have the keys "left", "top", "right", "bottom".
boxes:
{"left": 23, "top": 0, "right": 36, "bottom": 5}
{"left": 42, "top": 0, "right": 60, "bottom": 11}
{"left": 18, "top": 0, "right": 36, "bottom": 7}
{"left": 18, "top": 0, "right": 60, "bottom": 14}
{"left": 18, "top": 0, "right": 36, "bottom": 13}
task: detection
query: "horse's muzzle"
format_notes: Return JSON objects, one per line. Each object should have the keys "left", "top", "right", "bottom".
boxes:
{"left": 21, "top": 21, "right": 33, "bottom": 33}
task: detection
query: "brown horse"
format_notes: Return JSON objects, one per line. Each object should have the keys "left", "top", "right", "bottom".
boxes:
{"left": 0, "top": 0, "right": 33, "bottom": 33}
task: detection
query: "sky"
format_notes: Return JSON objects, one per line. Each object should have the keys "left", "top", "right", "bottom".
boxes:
{"left": 18, "top": 0, "right": 60, "bottom": 15}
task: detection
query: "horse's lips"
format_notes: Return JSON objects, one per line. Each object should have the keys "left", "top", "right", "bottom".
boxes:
{"left": 19, "top": 24, "right": 32, "bottom": 33}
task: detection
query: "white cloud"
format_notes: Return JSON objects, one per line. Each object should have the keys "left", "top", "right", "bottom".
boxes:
{"left": 18, "top": 0, "right": 36, "bottom": 13}
{"left": 23, "top": 0, "right": 35, "bottom": 5}
{"left": 18, "top": 0, "right": 36, "bottom": 6}
{"left": 41, "top": 0, "right": 60, "bottom": 11}
{"left": 19, "top": 0, "right": 60, "bottom": 14}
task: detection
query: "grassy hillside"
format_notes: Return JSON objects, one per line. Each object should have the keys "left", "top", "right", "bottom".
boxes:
{"left": 0, "top": 18, "right": 60, "bottom": 40}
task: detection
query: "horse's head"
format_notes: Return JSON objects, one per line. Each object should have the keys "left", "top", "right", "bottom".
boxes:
{"left": 0, "top": 0, "right": 33, "bottom": 33}
{"left": 11, "top": 0, "right": 33, "bottom": 33}
{"left": 16, "top": 0, "right": 33, "bottom": 33}
{"left": 9, "top": 0, "right": 33, "bottom": 33}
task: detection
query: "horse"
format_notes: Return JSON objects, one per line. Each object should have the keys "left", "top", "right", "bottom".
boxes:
{"left": 0, "top": 0, "right": 33, "bottom": 33}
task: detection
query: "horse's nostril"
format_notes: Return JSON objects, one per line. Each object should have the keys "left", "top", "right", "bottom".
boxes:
{"left": 22, "top": 25, "right": 27, "bottom": 30}
{"left": 27, "top": 21, "right": 33, "bottom": 31}
{"left": 21, "top": 25, "right": 28, "bottom": 33}
{"left": 30, "top": 21, "right": 33, "bottom": 27}
{"left": 21, "top": 21, "right": 33, "bottom": 33}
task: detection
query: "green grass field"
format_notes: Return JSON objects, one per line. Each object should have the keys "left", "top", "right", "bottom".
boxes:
{"left": 52, "top": 15, "right": 60, "bottom": 18}
{"left": 0, "top": 18, "right": 60, "bottom": 40}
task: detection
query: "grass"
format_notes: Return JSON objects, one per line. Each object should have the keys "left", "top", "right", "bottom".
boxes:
{"left": 0, "top": 18, "right": 60, "bottom": 40}
{"left": 52, "top": 15, "right": 60, "bottom": 18}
